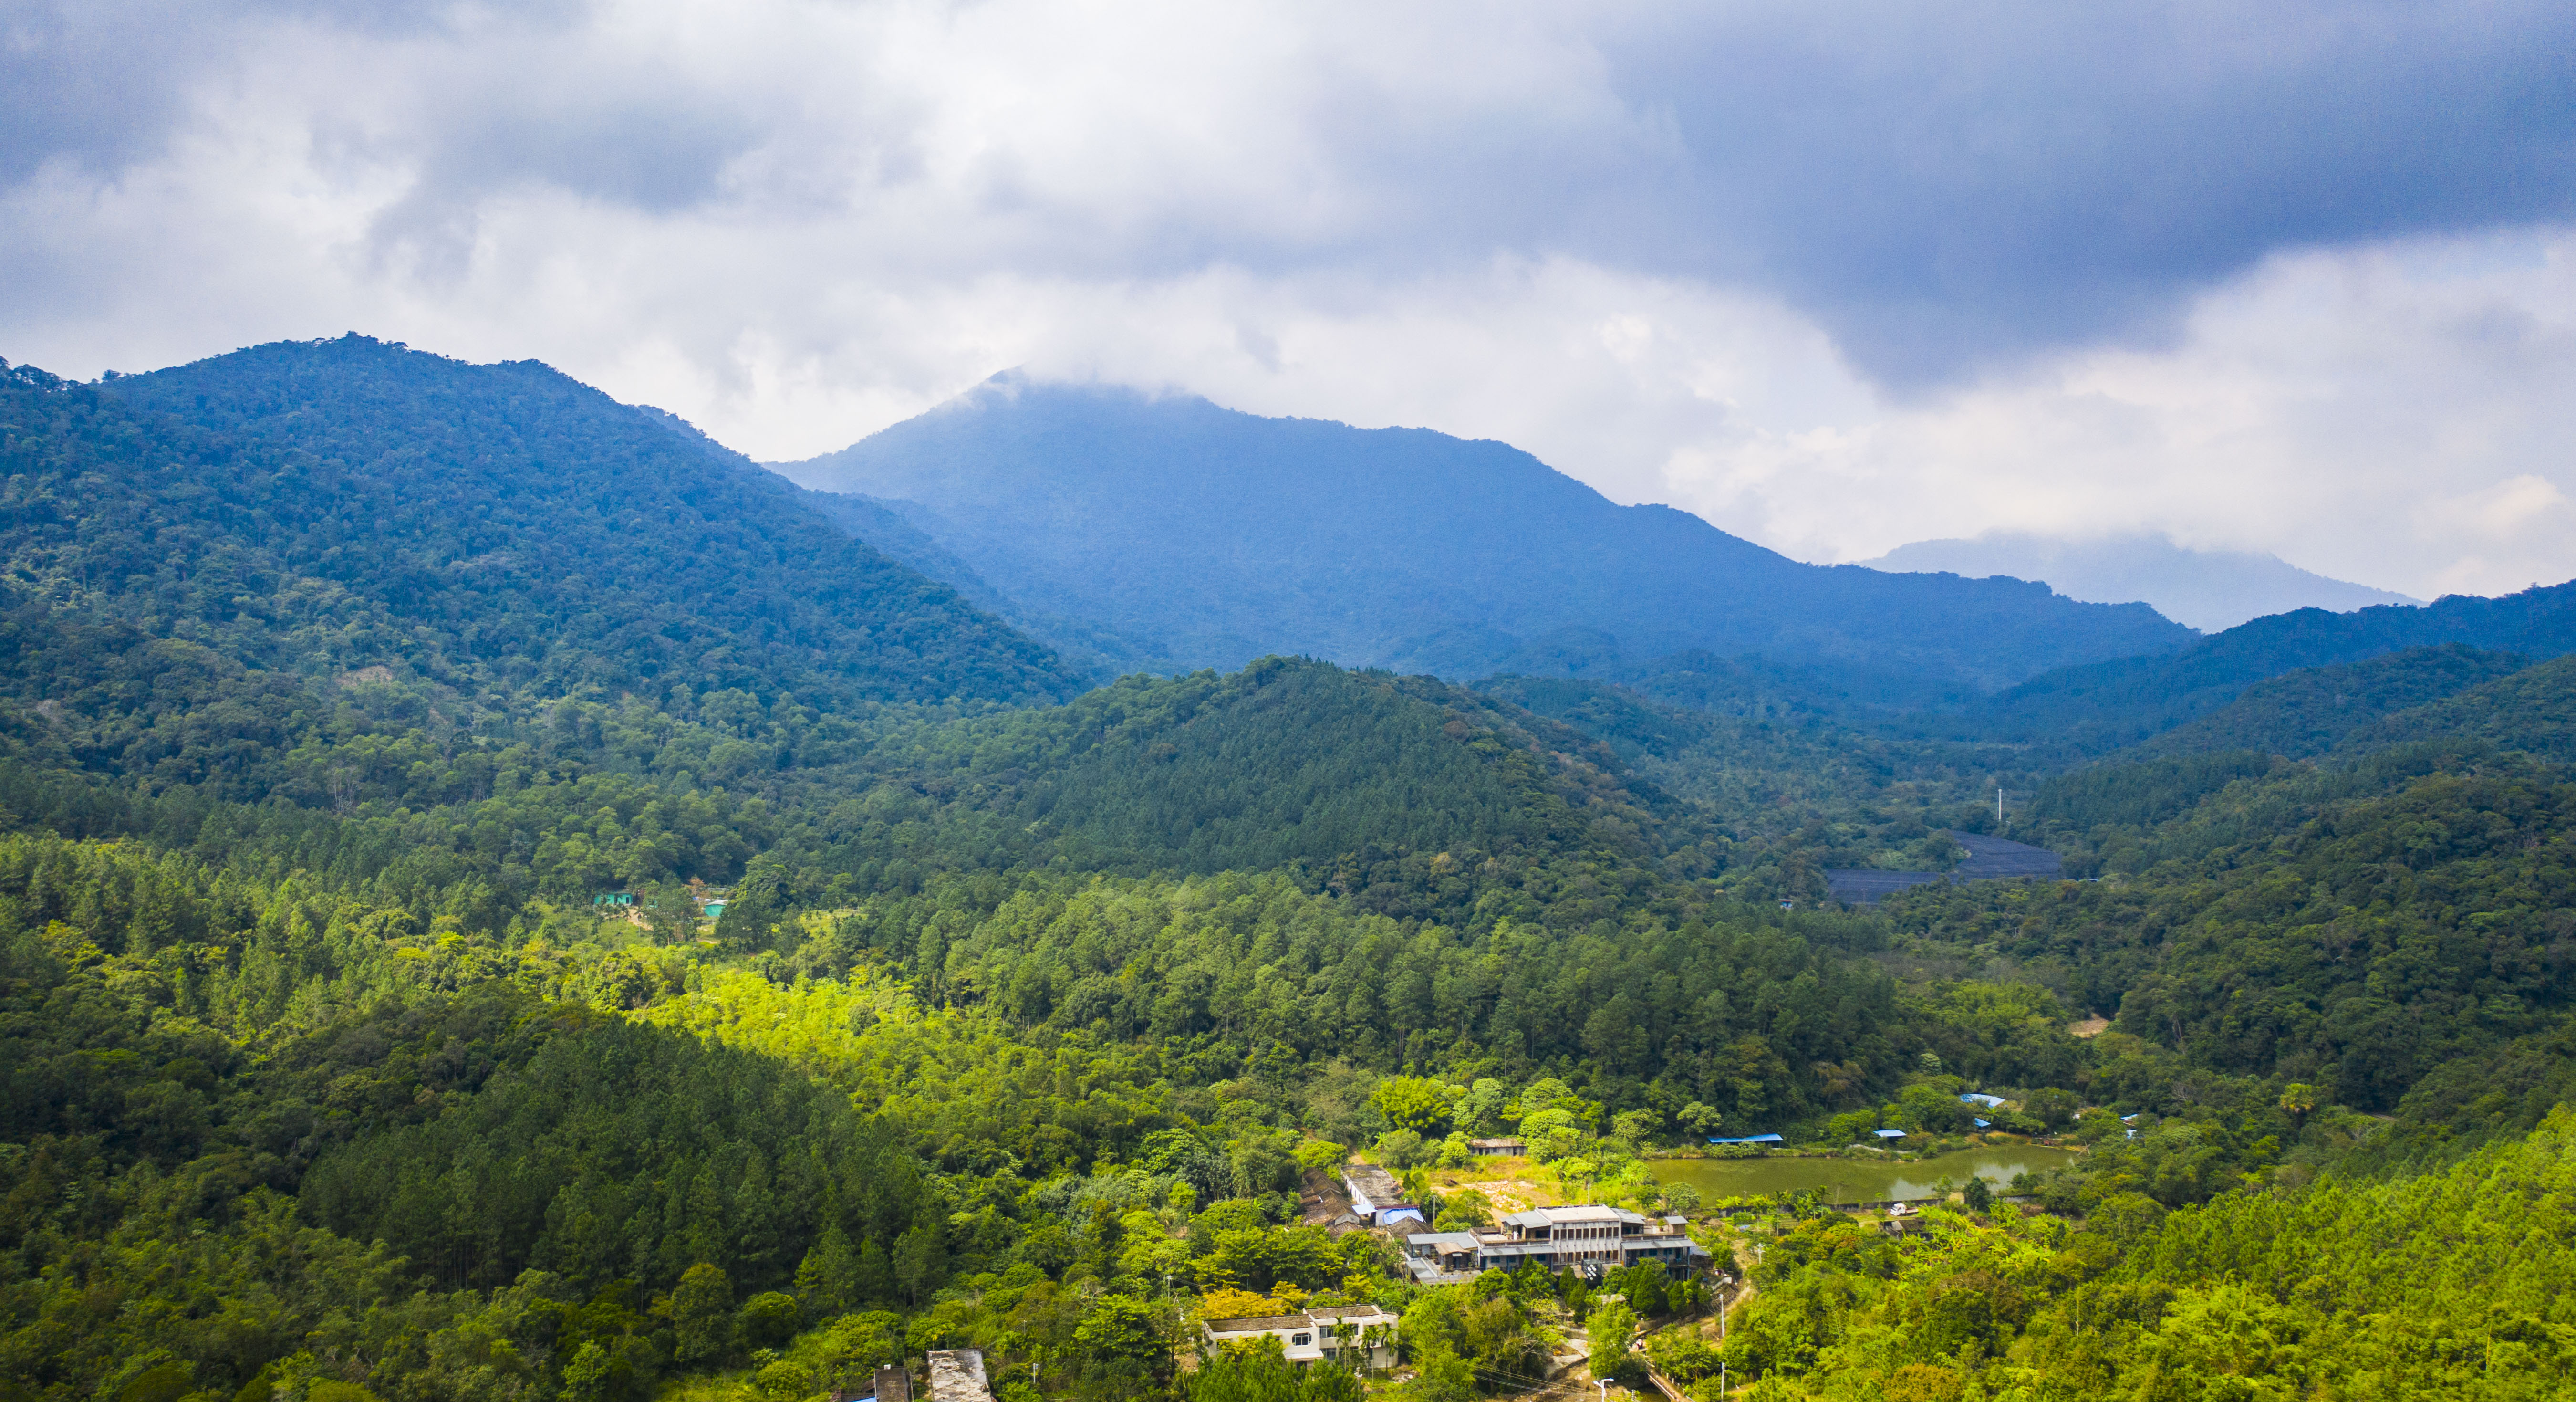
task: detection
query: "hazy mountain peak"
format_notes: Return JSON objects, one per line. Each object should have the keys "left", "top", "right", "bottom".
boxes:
{"left": 1861, "top": 529, "right": 2419, "bottom": 632}
{"left": 773, "top": 377, "right": 2191, "bottom": 689}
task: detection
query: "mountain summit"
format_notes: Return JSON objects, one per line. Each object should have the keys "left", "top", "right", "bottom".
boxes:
{"left": 57, "top": 336, "right": 1081, "bottom": 711}
{"left": 776, "top": 377, "right": 2192, "bottom": 687}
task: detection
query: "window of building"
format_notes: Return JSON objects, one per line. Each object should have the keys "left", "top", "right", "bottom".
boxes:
{"left": 1291, "top": 1334, "right": 1312, "bottom": 1346}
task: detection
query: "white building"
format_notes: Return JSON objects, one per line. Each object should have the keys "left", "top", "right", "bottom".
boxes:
{"left": 1403, "top": 1205, "right": 1710, "bottom": 1283}
{"left": 1202, "top": 1304, "right": 1400, "bottom": 1370}
{"left": 1341, "top": 1165, "right": 1425, "bottom": 1227}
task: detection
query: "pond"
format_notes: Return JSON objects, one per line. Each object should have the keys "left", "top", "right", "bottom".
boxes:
{"left": 1646, "top": 1146, "right": 2082, "bottom": 1204}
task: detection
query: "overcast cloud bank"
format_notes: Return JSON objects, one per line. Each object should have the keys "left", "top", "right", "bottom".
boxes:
{"left": 5, "top": 0, "right": 2571, "bottom": 598}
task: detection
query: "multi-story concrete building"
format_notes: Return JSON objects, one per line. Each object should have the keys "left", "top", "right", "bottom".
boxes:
{"left": 1402, "top": 1205, "right": 1710, "bottom": 1284}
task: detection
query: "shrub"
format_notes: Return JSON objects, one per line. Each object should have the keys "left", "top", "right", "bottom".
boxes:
{"left": 739, "top": 1290, "right": 801, "bottom": 1350}
{"left": 1373, "top": 1129, "right": 1429, "bottom": 1170}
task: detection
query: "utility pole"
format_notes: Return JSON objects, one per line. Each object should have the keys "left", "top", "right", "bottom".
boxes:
{"left": 1997, "top": 786, "right": 2005, "bottom": 826}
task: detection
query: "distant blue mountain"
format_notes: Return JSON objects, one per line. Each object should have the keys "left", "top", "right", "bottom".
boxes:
{"left": 774, "top": 377, "right": 2193, "bottom": 688}
{"left": 1864, "top": 530, "right": 2419, "bottom": 632}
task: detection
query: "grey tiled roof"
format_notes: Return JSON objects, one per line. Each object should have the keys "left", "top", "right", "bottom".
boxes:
{"left": 1206, "top": 1315, "right": 1314, "bottom": 1332}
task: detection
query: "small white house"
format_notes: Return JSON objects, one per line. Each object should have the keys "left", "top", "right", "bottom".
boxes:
{"left": 1203, "top": 1305, "right": 1399, "bottom": 1370}
{"left": 1342, "top": 1165, "right": 1424, "bottom": 1227}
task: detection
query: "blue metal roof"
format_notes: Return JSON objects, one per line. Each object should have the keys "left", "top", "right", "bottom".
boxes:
{"left": 1707, "top": 1134, "right": 1784, "bottom": 1144}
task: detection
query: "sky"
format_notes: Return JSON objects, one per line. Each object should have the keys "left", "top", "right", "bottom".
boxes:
{"left": 5, "top": 0, "right": 2574, "bottom": 599}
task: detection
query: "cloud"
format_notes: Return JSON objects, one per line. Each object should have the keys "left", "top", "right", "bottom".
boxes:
{"left": 956, "top": 234, "right": 2576, "bottom": 600}
{"left": 1666, "top": 230, "right": 2576, "bottom": 596}
{"left": 11, "top": 1, "right": 2569, "bottom": 370}
{"left": 1593, "top": 2, "right": 2576, "bottom": 381}
{"left": 1, "top": 0, "right": 2571, "bottom": 600}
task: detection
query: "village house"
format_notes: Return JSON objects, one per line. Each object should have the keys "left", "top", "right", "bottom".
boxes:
{"left": 1202, "top": 1304, "right": 1400, "bottom": 1370}
{"left": 1402, "top": 1204, "right": 1711, "bottom": 1284}
{"left": 1341, "top": 1164, "right": 1425, "bottom": 1227}
{"left": 1466, "top": 1137, "right": 1526, "bottom": 1157}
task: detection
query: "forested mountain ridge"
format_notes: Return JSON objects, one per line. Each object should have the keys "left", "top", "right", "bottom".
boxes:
{"left": 778, "top": 376, "right": 2192, "bottom": 686}
{"left": 0, "top": 644, "right": 1709, "bottom": 956}
{"left": 839, "top": 659, "right": 1709, "bottom": 886}
{"left": 1474, "top": 671, "right": 1990, "bottom": 885}
{"left": 1898, "top": 743, "right": 2576, "bottom": 1114}
{"left": 2347, "top": 652, "right": 2576, "bottom": 764}
{"left": 12, "top": 338, "right": 1080, "bottom": 713}
{"left": 2122, "top": 643, "right": 2533, "bottom": 761}
{"left": 1922, "top": 579, "right": 2576, "bottom": 753}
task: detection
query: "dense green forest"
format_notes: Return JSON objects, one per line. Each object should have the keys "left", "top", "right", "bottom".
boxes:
{"left": 2124, "top": 643, "right": 2532, "bottom": 760}
{"left": 1899, "top": 584, "right": 2576, "bottom": 755}
{"left": 11, "top": 342, "right": 1076, "bottom": 713}
{"left": 4, "top": 341, "right": 2575, "bottom": 1402}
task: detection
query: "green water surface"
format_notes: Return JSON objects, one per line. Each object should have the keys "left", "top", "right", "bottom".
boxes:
{"left": 1648, "top": 1146, "right": 2080, "bottom": 1203}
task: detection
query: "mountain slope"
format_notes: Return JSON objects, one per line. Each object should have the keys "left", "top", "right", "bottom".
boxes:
{"left": 1932, "top": 582, "right": 2576, "bottom": 753}
{"left": 797, "top": 486, "right": 1152, "bottom": 677}
{"left": 28, "top": 337, "right": 1079, "bottom": 712}
{"left": 2348, "top": 653, "right": 2576, "bottom": 765}
{"left": 1898, "top": 741, "right": 2576, "bottom": 1106}
{"left": 784, "top": 657, "right": 1712, "bottom": 909}
{"left": 777, "top": 377, "right": 2192, "bottom": 687}
{"left": 1865, "top": 529, "right": 2418, "bottom": 631}
{"left": 2125, "top": 644, "right": 2532, "bottom": 760}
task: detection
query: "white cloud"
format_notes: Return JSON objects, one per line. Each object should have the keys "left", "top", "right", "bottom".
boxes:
{"left": 868, "top": 235, "right": 2576, "bottom": 603}
{"left": 1718, "top": 231, "right": 2576, "bottom": 597}
{"left": 2, "top": 0, "right": 2572, "bottom": 603}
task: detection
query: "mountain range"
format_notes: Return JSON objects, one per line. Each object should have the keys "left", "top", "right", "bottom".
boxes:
{"left": 10, "top": 335, "right": 2576, "bottom": 1401}
{"left": 1863, "top": 529, "right": 2420, "bottom": 632}
{"left": 776, "top": 376, "right": 2193, "bottom": 690}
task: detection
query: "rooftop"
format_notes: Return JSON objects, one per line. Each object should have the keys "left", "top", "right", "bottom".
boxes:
{"left": 1206, "top": 1315, "right": 1314, "bottom": 1333}
{"left": 1502, "top": 1204, "right": 1644, "bottom": 1226}
{"left": 1306, "top": 1304, "right": 1399, "bottom": 1323}
{"left": 1343, "top": 1164, "right": 1401, "bottom": 1197}
{"left": 1206, "top": 1304, "right": 1397, "bottom": 1334}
